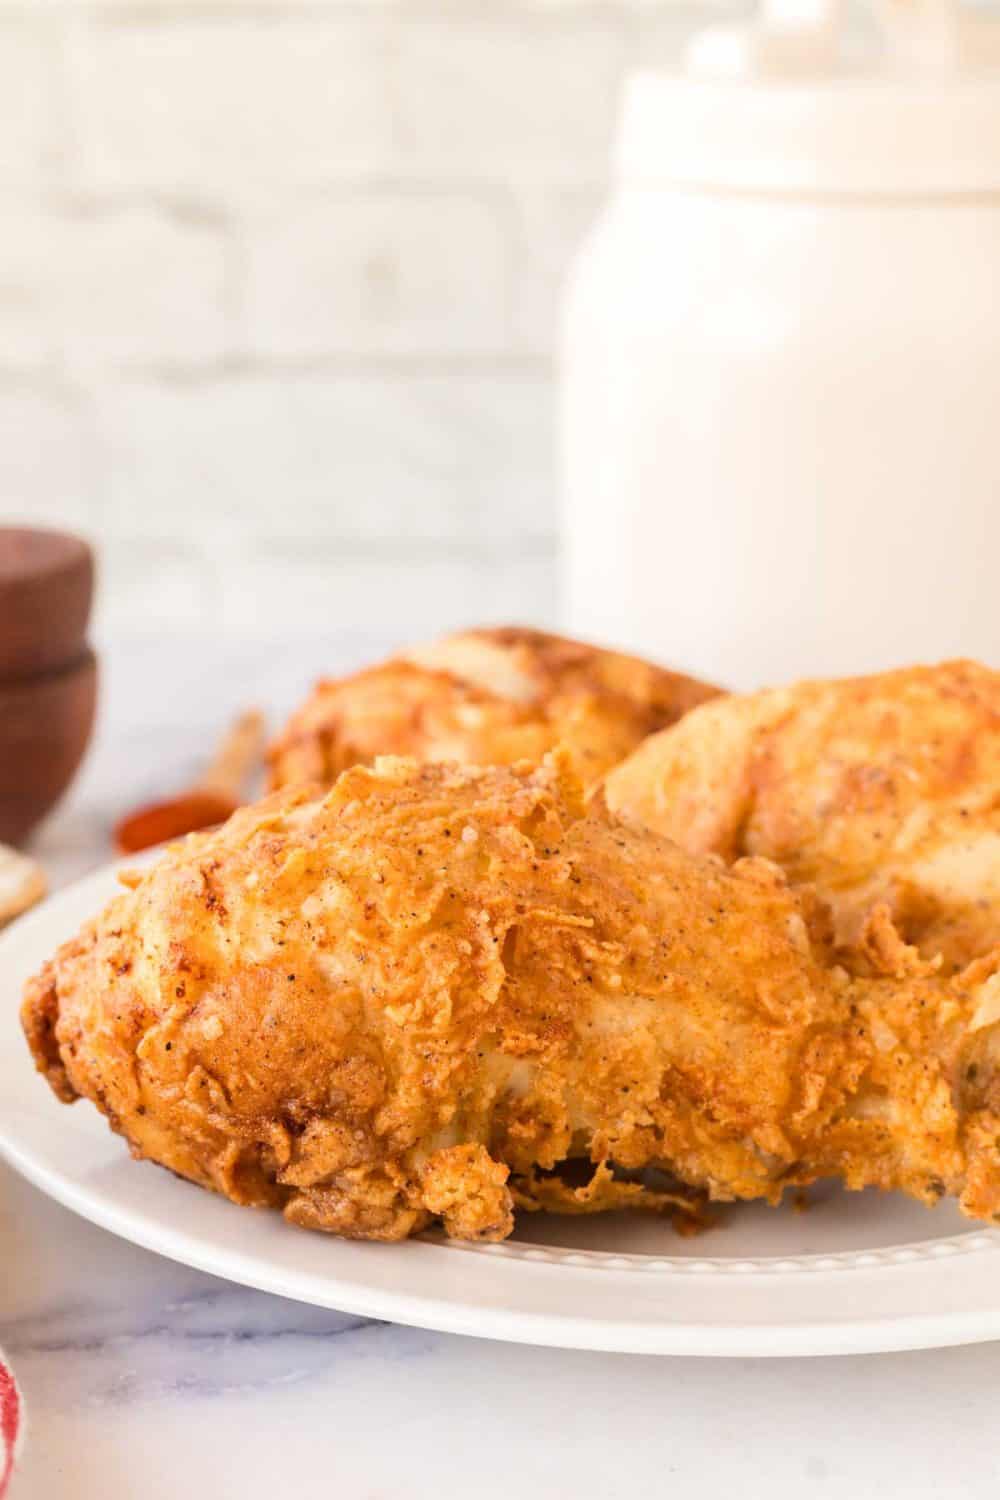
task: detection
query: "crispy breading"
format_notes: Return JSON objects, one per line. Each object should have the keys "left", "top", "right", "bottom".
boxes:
{"left": 22, "top": 757, "right": 1000, "bottom": 1241}
{"left": 606, "top": 660, "right": 1000, "bottom": 971}
{"left": 268, "top": 626, "right": 719, "bottom": 793}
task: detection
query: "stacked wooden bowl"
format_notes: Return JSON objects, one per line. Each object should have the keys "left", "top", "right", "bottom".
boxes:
{"left": 0, "top": 527, "right": 97, "bottom": 845}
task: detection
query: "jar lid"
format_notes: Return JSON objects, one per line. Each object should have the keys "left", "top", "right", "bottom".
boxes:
{"left": 617, "top": 69, "right": 1000, "bottom": 195}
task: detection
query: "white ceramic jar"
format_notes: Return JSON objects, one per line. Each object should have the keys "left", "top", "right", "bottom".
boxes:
{"left": 560, "top": 65, "right": 1000, "bottom": 689}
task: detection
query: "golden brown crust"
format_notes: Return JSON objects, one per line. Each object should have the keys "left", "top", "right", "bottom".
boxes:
{"left": 268, "top": 626, "right": 720, "bottom": 793}
{"left": 606, "top": 660, "right": 1000, "bottom": 971}
{"left": 21, "top": 957, "right": 77, "bottom": 1103}
{"left": 23, "top": 753, "right": 1000, "bottom": 1241}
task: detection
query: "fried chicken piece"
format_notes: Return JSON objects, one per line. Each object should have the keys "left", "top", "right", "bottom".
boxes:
{"left": 606, "top": 660, "right": 1000, "bottom": 972}
{"left": 22, "top": 756, "right": 1000, "bottom": 1240}
{"left": 268, "top": 626, "right": 719, "bottom": 794}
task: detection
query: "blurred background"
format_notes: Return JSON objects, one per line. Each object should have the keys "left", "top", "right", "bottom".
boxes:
{"left": 5, "top": 0, "right": 1000, "bottom": 866}
{"left": 2, "top": 0, "right": 751, "bottom": 656}
{"left": 0, "top": 0, "right": 761, "bottom": 862}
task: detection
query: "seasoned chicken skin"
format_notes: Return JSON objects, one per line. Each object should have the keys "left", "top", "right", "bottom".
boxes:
{"left": 23, "top": 756, "right": 1000, "bottom": 1241}
{"left": 268, "top": 626, "right": 719, "bottom": 794}
{"left": 606, "top": 660, "right": 1000, "bottom": 971}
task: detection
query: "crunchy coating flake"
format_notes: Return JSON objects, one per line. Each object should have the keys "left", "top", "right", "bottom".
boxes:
{"left": 23, "top": 756, "right": 1000, "bottom": 1242}
{"left": 268, "top": 626, "right": 719, "bottom": 794}
{"left": 606, "top": 660, "right": 1000, "bottom": 972}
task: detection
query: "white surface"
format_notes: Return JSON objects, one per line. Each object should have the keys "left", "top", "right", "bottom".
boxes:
{"left": 561, "top": 67, "right": 1000, "bottom": 688}
{"left": 2, "top": 635, "right": 1000, "bottom": 1496}
{"left": 7, "top": 851, "right": 1000, "bottom": 1361}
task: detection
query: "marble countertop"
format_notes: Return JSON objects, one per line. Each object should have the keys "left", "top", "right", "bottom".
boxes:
{"left": 4, "top": 634, "right": 1000, "bottom": 1499}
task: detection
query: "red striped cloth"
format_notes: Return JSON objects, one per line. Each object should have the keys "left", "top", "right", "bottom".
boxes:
{"left": 0, "top": 1352, "right": 21, "bottom": 1498}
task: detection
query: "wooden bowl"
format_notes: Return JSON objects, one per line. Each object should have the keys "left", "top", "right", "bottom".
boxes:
{"left": 0, "top": 650, "right": 98, "bottom": 845}
{"left": 0, "top": 528, "right": 94, "bottom": 680}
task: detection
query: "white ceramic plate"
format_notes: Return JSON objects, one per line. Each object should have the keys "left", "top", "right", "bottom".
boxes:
{"left": 3, "top": 859, "right": 1000, "bottom": 1358}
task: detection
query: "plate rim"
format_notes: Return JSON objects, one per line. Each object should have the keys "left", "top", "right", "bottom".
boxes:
{"left": 5, "top": 856, "right": 1000, "bottom": 1359}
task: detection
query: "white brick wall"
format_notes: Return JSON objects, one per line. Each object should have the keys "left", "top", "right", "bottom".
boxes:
{"left": 1, "top": 1, "right": 726, "bottom": 647}
{"left": 244, "top": 192, "right": 510, "bottom": 357}
{"left": 0, "top": 20, "right": 58, "bottom": 183}
{"left": 98, "top": 373, "right": 553, "bottom": 546}
{"left": 75, "top": 18, "right": 394, "bottom": 189}
{"left": 0, "top": 387, "right": 100, "bottom": 518}
{"left": 0, "top": 203, "right": 229, "bottom": 368}
{"left": 389, "top": 15, "right": 628, "bottom": 178}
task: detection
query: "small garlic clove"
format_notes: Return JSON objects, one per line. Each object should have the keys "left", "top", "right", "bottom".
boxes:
{"left": 0, "top": 845, "right": 46, "bottom": 929}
